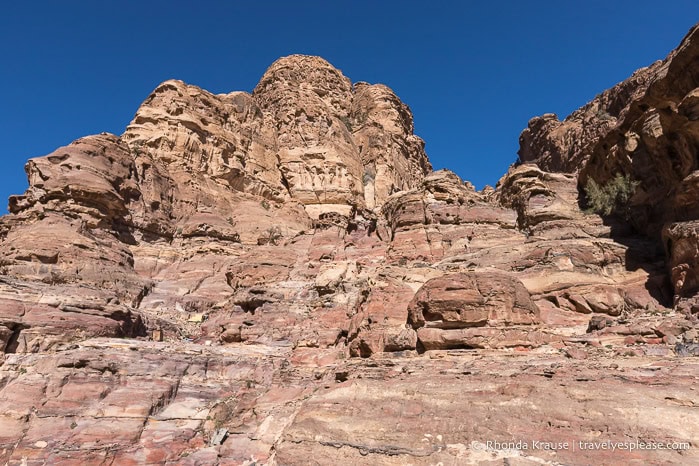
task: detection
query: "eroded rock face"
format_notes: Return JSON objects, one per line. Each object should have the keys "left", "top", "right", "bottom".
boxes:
{"left": 351, "top": 82, "right": 431, "bottom": 209}
{"left": 546, "top": 24, "right": 699, "bottom": 311}
{"left": 518, "top": 60, "right": 661, "bottom": 173}
{"left": 344, "top": 165, "right": 678, "bottom": 357}
{"left": 515, "top": 24, "right": 699, "bottom": 318}
{"left": 1, "top": 340, "right": 697, "bottom": 465}
{"left": 519, "top": 24, "right": 699, "bottom": 267}
{"left": 253, "top": 56, "right": 361, "bottom": 214}
{"left": 272, "top": 352, "right": 699, "bottom": 465}
{"left": 575, "top": 27, "right": 699, "bottom": 236}
{"left": 1, "top": 39, "right": 699, "bottom": 465}
{"left": 124, "top": 55, "right": 431, "bottom": 220}
{"left": 663, "top": 220, "right": 699, "bottom": 301}
{"left": 406, "top": 272, "right": 539, "bottom": 350}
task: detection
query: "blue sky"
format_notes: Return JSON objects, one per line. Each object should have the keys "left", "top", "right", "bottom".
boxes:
{"left": 1, "top": 1, "right": 698, "bottom": 213}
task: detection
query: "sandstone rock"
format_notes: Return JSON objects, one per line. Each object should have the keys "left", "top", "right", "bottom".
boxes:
{"left": 0, "top": 33, "right": 697, "bottom": 464}
{"left": 518, "top": 59, "right": 663, "bottom": 173}
{"left": 663, "top": 220, "right": 699, "bottom": 297}
{"left": 497, "top": 164, "right": 605, "bottom": 237}
{"left": 408, "top": 271, "right": 539, "bottom": 329}
{"left": 351, "top": 82, "right": 432, "bottom": 209}
{"left": 406, "top": 271, "right": 540, "bottom": 350}
{"left": 578, "top": 24, "right": 699, "bottom": 238}
{"left": 273, "top": 353, "right": 699, "bottom": 465}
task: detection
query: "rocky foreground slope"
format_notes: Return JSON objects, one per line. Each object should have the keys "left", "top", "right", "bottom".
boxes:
{"left": 1, "top": 26, "right": 699, "bottom": 465}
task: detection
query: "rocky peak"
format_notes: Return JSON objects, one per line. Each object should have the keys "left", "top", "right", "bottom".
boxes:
{"left": 254, "top": 54, "right": 353, "bottom": 116}
{"left": 518, "top": 54, "right": 665, "bottom": 173}
{"left": 123, "top": 55, "right": 431, "bottom": 220}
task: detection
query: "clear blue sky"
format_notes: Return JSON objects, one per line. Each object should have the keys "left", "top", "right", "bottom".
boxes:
{"left": 1, "top": 1, "right": 698, "bottom": 213}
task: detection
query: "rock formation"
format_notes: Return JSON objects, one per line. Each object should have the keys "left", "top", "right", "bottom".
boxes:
{"left": 1, "top": 25, "right": 699, "bottom": 464}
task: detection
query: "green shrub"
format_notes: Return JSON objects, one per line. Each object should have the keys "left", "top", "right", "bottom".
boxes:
{"left": 258, "top": 226, "right": 282, "bottom": 245}
{"left": 595, "top": 109, "right": 613, "bottom": 121}
{"left": 340, "top": 116, "right": 353, "bottom": 132}
{"left": 131, "top": 141, "right": 143, "bottom": 156}
{"left": 584, "top": 174, "right": 638, "bottom": 216}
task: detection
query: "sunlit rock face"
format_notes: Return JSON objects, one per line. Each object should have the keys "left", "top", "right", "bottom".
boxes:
{"left": 122, "top": 54, "right": 431, "bottom": 219}
{"left": 2, "top": 29, "right": 699, "bottom": 465}
{"left": 521, "top": 24, "right": 699, "bottom": 314}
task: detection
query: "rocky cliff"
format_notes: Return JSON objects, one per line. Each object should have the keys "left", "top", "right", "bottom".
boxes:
{"left": 0, "top": 29, "right": 698, "bottom": 465}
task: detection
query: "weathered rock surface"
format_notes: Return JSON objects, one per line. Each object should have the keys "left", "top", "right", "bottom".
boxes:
{"left": 406, "top": 271, "right": 540, "bottom": 350}
{"left": 1, "top": 340, "right": 696, "bottom": 465}
{"left": 517, "top": 60, "right": 661, "bottom": 173}
{"left": 123, "top": 55, "right": 431, "bottom": 220}
{"left": 580, "top": 24, "right": 699, "bottom": 237}
{"left": 1, "top": 32, "right": 699, "bottom": 465}
{"left": 408, "top": 271, "right": 539, "bottom": 329}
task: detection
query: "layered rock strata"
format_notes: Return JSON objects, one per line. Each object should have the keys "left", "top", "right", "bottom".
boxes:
{"left": 0, "top": 33, "right": 698, "bottom": 465}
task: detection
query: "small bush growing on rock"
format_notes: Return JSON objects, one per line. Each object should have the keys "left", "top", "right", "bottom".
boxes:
{"left": 258, "top": 226, "right": 282, "bottom": 245}
{"left": 340, "top": 115, "right": 353, "bottom": 132}
{"left": 41, "top": 270, "right": 70, "bottom": 285}
{"left": 595, "top": 109, "right": 614, "bottom": 121}
{"left": 131, "top": 141, "right": 144, "bottom": 156}
{"left": 584, "top": 174, "right": 638, "bottom": 216}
